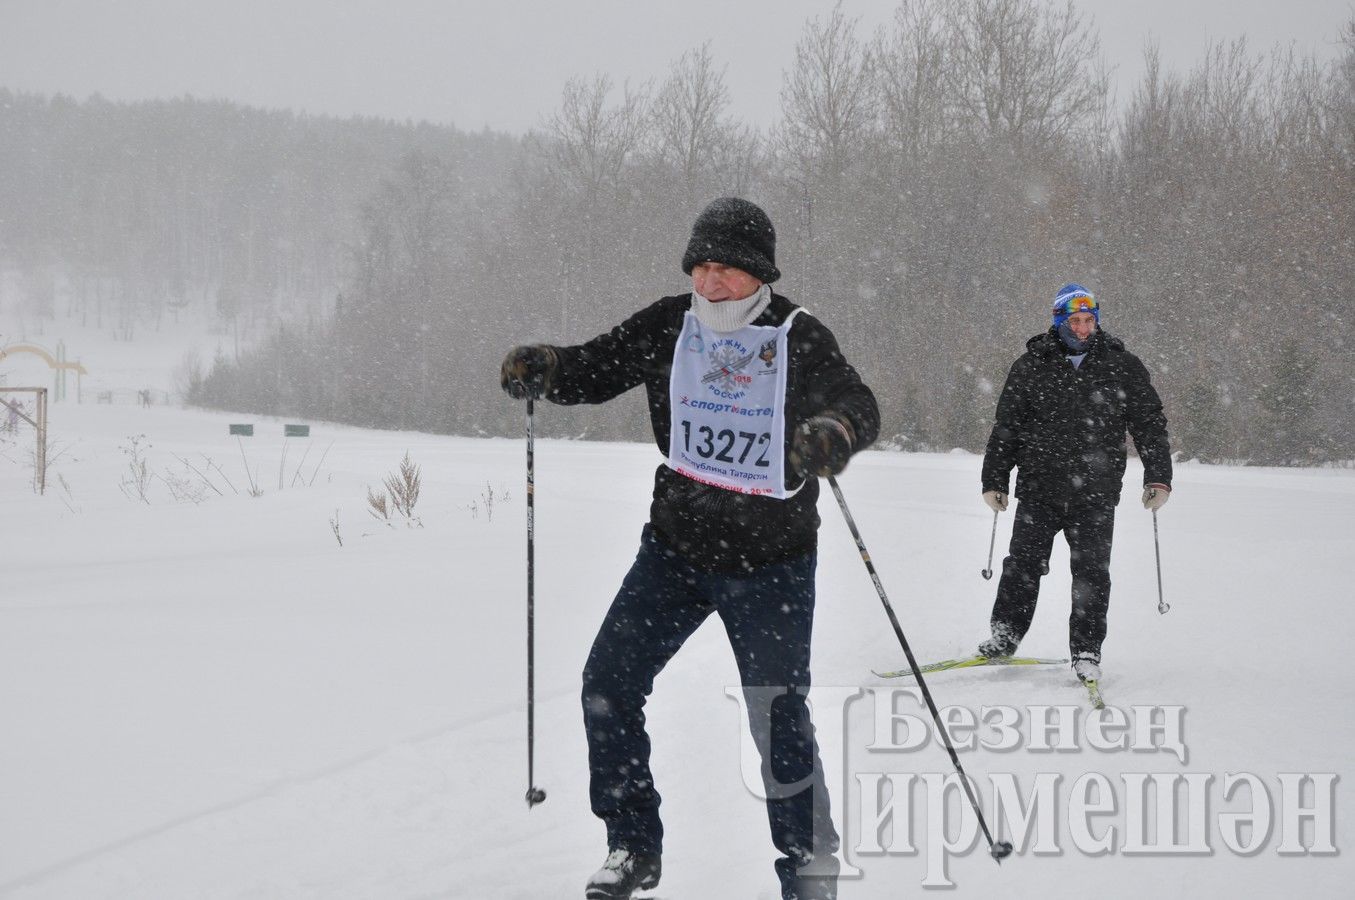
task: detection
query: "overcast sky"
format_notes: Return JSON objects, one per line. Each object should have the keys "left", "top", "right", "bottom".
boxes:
{"left": 1, "top": 0, "right": 1350, "bottom": 134}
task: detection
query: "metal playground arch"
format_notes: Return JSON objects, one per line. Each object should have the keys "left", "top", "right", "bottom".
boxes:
{"left": 0, "top": 342, "right": 88, "bottom": 402}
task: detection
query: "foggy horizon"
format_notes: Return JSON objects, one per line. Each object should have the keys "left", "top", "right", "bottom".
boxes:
{"left": 2, "top": 0, "right": 1350, "bottom": 136}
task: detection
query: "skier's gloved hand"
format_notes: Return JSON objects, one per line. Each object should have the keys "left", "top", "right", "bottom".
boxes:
{"left": 789, "top": 414, "right": 855, "bottom": 478}
{"left": 1142, "top": 483, "right": 1171, "bottom": 511}
{"left": 983, "top": 490, "right": 1009, "bottom": 513}
{"left": 500, "top": 345, "right": 558, "bottom": 400}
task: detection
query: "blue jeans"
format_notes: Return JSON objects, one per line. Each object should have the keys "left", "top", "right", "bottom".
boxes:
{"left": 582, "top": 525, "right": 838, "bottom": 890}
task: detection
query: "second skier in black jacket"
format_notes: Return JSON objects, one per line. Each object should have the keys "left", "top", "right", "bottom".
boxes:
{"left": 978, "top": 284, "right": 1172, "bottom": 684}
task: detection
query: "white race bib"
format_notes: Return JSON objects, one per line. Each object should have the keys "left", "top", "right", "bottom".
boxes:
{"left": 667, "top": 308, "right": 803, "bottom": 498}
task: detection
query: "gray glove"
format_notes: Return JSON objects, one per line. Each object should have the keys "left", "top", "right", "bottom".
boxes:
{"left": 1142, "top": 483, "right": 1171, "bottom": 511}
{"left": 983, "top": 490, "right": 1009, "bottom": 513}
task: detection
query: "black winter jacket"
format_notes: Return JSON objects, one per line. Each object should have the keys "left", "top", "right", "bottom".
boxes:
{"left": 545, "top": 292, "right": 879, "bottom": 572}
{"left": 981, "top": 328, "right": 1171, "bottom": 507}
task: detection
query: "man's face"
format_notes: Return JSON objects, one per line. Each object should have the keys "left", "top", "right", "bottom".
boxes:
{"left": 692, "top": 262, "right": 762, "bottom": 302}
{"left": 1066, "top": 311, "right": 1096, "bottom": 342}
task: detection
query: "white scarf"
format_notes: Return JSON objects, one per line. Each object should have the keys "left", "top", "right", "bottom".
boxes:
{"left": 690, "top": 283, "right": 772, "bottom": 333}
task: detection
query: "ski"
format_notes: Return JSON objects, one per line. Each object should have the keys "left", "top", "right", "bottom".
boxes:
{"left": 1083, "top": 679, "right": 1105, "bottom": 710}
{"left": 873, "top": 655, "right": 1069, "bottom": 680}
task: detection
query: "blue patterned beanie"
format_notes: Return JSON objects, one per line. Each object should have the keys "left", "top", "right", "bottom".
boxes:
{"left": 1052, "top": 284, "right": 1098, "bottom": 327}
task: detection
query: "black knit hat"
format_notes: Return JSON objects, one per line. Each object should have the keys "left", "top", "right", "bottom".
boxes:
{"left": 681, "top": 197, "right": 780, "bottom": 284}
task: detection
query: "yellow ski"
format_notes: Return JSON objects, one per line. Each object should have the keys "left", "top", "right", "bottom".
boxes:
{"left": 873, "top": 655, "right": 1069, "bottom": 679}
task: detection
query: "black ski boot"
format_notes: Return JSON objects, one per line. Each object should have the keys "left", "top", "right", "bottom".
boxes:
{"left": 585, "top": 848, "right": 661, "bottom": 899}
{"left": 977, "top": 623, "right": 1019, "bottom": 659}
{"left": 976, "top": 636, "right": 1012, "bottom": 659}
{"left": 777, "top": 851, "right": 840, "bottom": 900}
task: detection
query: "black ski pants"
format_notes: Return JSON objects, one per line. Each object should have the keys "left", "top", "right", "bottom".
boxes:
{"left": 582, "top": 525, "right": 838, "bottom": 899}
{"left": 990, "top": 498, "right": 1116, "bottom": 662}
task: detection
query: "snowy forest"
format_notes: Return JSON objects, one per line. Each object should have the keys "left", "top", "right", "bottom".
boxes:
{"left": 2, "top": 0, "right": 1351, "bottom": 464}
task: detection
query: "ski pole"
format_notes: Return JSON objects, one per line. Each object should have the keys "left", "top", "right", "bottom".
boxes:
{"left": 826, "top": 474, "right": 1012, "bottom": 863}
{"left": 1152, "top": 508, "right": 1169, "bottom": 615}
{"left": 525, "top": 398, "right": 547, "bottom": 807}
{"left": 980, "top": 509, "right": 998, "bottom": 580}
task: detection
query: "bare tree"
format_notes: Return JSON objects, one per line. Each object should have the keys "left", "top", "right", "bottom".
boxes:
{"left": 648, "top": 43, "right": 763, "bottom": 202}
{"left": 533, "top": 74, "right": 652, "bottom": 339}
{"left": 1336, "top": 15, "right": 1355, "bottom": 153}
{"left": 1186, "top": 37, "right": 1263, "bottom": 153}
{"left": 543, "top": 74, "right": 650, "bottom": 205}
{"left": 651, "top": 43, "right": 730, "bottom": 186}
{"left": 340, "top": 151, "right": 462, "bottom": 426}
{"left": 780, "top": 1, "right": 877, "bottom": 178}
{"left": 1118, "top": 43, "right": 1181, "bottom": 165}
{"left": 943, "top": 0, "right": 1106, "bottom": 152}
{"left": 707, "top": 127, "right": 765, "bottom": 198}
{"left": 874, "top": 0, "right": 952, "bottom": 162}
{"left": 1261, "top": 44, "right": 1330, "bottom": 162}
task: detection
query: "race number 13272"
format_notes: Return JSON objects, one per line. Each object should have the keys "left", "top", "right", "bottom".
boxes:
{"left": 679, "top": 420, "right": 772, "bottom": 466}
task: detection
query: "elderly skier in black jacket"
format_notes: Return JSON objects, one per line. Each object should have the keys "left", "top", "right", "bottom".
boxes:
{"left": 501, "top": 197, "right": 878, "bottom": 900}
{"left": 978, "top": 284, "right": 1172, "bottom": 685}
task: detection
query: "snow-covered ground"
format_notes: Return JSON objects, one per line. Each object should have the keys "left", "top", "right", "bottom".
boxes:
{"left": 1, "top": 393, "right": 1351, "bottom": 898}
{"left": 0, "top": 298, "right": 1351, "bottom": 898}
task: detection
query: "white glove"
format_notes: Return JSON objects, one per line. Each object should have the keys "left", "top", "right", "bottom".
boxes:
{"left": 1142, "top": 483, "right": 1171, "bottom": 511}
{"left": 983, "top": 490, "right": 1009, "bottom": 513}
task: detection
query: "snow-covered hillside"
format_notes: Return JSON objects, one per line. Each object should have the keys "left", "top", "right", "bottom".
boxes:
{"left": 0, "top": 397, "right": 1350, "bottom": 898}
